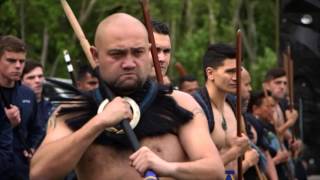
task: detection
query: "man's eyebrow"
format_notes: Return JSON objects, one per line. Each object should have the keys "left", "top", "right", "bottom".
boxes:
{"left": 107, "top": 48, "right": 127, "bottom": 52}
{"left": 26, "top": 75, "right": 36, "bottom": 79}
{"left": 225, "top": 67, "right": 237, "bottom": 72}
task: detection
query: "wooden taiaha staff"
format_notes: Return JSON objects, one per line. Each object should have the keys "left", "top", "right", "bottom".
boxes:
{"left": 283, "top": 46, "right": 298, "bottom": 161}
{"left": 263, "top": 90, "right": 295, "bottom": 180}
{"left": 283, "top": 46, "right": 294, "bottom": 110}
{"left": 60, "top": 1, "right": 158, "bottom": 179}
{"left": 60, "top": 0, "right": 96, "bottom": 68}
{"left": 236, "top": 29, "right": 243, "bottom": 180}
{"left": 175, "top": 62, "right": 188, "bottom": 78}
{"left": 139, "top": 0, "right": 164, "bottom": 85}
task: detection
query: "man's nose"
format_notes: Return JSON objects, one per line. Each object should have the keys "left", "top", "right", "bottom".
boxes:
{"left": 157, "top": 51, "right": 166, "bottom": 62}
{"left": 231, "top": 73, "right": 237, "bottom": 81}
{"left": 15, "top": 61, "right": 23, "bottom": 68}
{"left": 35, "top": 76, "right": 43, "bottom": 83}
{"left": 122, "top": 57, "right": 136, "bottom": 69}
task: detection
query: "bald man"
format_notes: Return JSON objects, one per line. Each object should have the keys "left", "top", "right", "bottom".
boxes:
{"left": 30, "top": 13, "right": 224, "bottom": 180}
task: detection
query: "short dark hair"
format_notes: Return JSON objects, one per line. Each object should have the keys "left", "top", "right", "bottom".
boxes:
{"left": 247, "top": 90, "right": 272, "bottom": 113}
{"left": 202, "top": 43, "right": 236, "bottom": 80}
{"left": 264, "top": 67, "right": 286, "bottom": 82}
{"left": 152, "top": 20, "right": 170, "bottom": 36}
{"left": 77, "top": 65, "right": 97, "bottom": 81}
{"left": 22, "top": 60, "right": 43, "bottom": 78}
{"left": 178, "top": 75, "right": 198, "bottom": 88}
{"left": 0, "top": 35, "right": 26, "bottom": 57}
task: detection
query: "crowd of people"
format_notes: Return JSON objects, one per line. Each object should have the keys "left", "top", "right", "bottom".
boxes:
{"left": 0, "top": 11, "right": 308, "bottom": 180}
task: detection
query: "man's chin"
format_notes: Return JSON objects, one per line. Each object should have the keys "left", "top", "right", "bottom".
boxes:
{"left": 12, "top": 77, "right": 21, "bottom": 81}
{"left": 112, "top": 80, "right": 141, "bottom": 96}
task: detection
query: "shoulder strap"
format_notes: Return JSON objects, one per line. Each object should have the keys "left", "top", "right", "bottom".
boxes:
{"left": 226, "top": 94, "right": 237, "bottom": 114}
{"left": 192, "top": 87, "right": 214, "bottom": 132}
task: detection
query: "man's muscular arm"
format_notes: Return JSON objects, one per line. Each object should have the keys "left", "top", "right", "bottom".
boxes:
{"left": 131, "top": 91, "right": 225, "bottom": 179}
{"left": 30, "top": 97, "right": 132, "bottom": 180}
{"left": 172, "top": 91, "right": 224, "bottom": 179}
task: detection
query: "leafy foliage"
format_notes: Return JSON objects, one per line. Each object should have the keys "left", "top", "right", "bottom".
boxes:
{"left": 0, "top": 0, "right": 278, "bottom": 90}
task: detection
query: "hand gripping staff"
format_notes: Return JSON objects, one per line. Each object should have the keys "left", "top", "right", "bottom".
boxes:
{"left": 60, "top": 0, "right": 159, "bottom": 179}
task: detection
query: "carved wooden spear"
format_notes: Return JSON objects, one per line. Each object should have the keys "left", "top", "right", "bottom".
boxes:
{"left": 236, "top": 29, "right": 243, "bottom": 180}
{"left": 139, "top": 0, "right": 164, "bottom": 85}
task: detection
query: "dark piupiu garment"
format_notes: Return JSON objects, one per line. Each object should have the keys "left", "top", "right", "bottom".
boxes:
{"left": 58, "top": 80, "right": 194, "bottom": 149}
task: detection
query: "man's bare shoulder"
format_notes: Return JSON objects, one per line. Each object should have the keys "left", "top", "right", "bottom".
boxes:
{"left": 44, "top": 105, "right": 80, "bottom": 144}
{"left": 171, "top": 90, "right": 197, "bottom": 107}
{"left": 170, "top": 90, "right": 205, "bottom": 118}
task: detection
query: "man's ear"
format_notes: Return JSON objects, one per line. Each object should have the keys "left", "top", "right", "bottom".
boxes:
{"left": 90, "top": 46, "right": 99, "bottom": 65}
{"left": 206, "top": 67, "right": 215, "bottom": 81}
{"left": 262, "top": 81, "right": 269, "bottom": 91}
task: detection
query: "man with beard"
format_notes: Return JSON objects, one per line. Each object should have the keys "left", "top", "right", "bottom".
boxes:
{"left": 30, "top": 13, "right": 224, "bottom": 180}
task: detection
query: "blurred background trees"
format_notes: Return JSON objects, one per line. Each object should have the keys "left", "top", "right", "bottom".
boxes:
{"left": 0, "top": 0, "right": 278, "bottom": 90}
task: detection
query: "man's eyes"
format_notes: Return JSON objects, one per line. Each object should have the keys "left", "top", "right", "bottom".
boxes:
{"left": 109, "top": 48, "right": 146, "bottom": 58}
{"left": 132, "top": 48, "right": 146, "bottom": 57}
{"left": 275, "top": 81, "right": 287, "bottom": 85}
{"left": 7, "top": 58, "right": 25, "bottom": 64}
{"left": 156, "top": 48, "right": 171, "bottom": 54}
{"left": 26, "top": 75, "right": 43, "bottom": 80}
{"left": 109, "top": 51, "right": 126, "bottom": 58}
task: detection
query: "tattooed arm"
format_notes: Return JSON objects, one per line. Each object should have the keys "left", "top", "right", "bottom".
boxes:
{"left": 30, "top": 97, "right": 133, "bottom": 180}
{"left": 167, "top": 90, "right": 225, "bottom": 179}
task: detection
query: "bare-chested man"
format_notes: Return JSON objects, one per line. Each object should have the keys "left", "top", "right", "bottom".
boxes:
{"left": 30, "top": 13, "right": 224, "bottom": 180}
{"left": 263, "top": 67, "right": 306, "bottom": 179}
{"left": 192, "top": 43, "right": 249, "bottom": 176}
{"left": 263, "top": 68, "right": 298, "bottom": 138}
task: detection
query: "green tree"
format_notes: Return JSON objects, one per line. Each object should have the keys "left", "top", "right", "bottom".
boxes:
{"left": 0, "top": 0, "right": 279, "bottom": 89}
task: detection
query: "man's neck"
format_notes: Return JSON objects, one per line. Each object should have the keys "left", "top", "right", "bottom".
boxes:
{"left": 205, "top": 82, "right": 226, "bottom": 111}
{"left": 36, "top": 94, "right": 42, "bottom": 103}
{"left": 272, "top": 95, "right": 281, "bottom": 103}
{"left": 0, "top": 77, "right": 15, "bottom": 88}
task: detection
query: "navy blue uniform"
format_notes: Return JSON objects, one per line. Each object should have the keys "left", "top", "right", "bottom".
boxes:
{"left": 0, "top": 84, "right": 42, "bottom": 180}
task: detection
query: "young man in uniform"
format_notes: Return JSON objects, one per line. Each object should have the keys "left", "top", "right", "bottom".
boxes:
{"left": 0, "top": 35, "right": 42, "bottom": 179}
{"left": 21, "top": 60, "right": 53, "bottom": 142}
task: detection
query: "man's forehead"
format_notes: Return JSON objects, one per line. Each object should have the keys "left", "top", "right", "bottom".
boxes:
{"left": 3, "top": 50, "right": 26, "bottom": 57}
{"left": 271, "top": 76, "right": 287, "bottom": 83}
{"left": 221, "top": 58, "right": 236, "bottom": 66}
